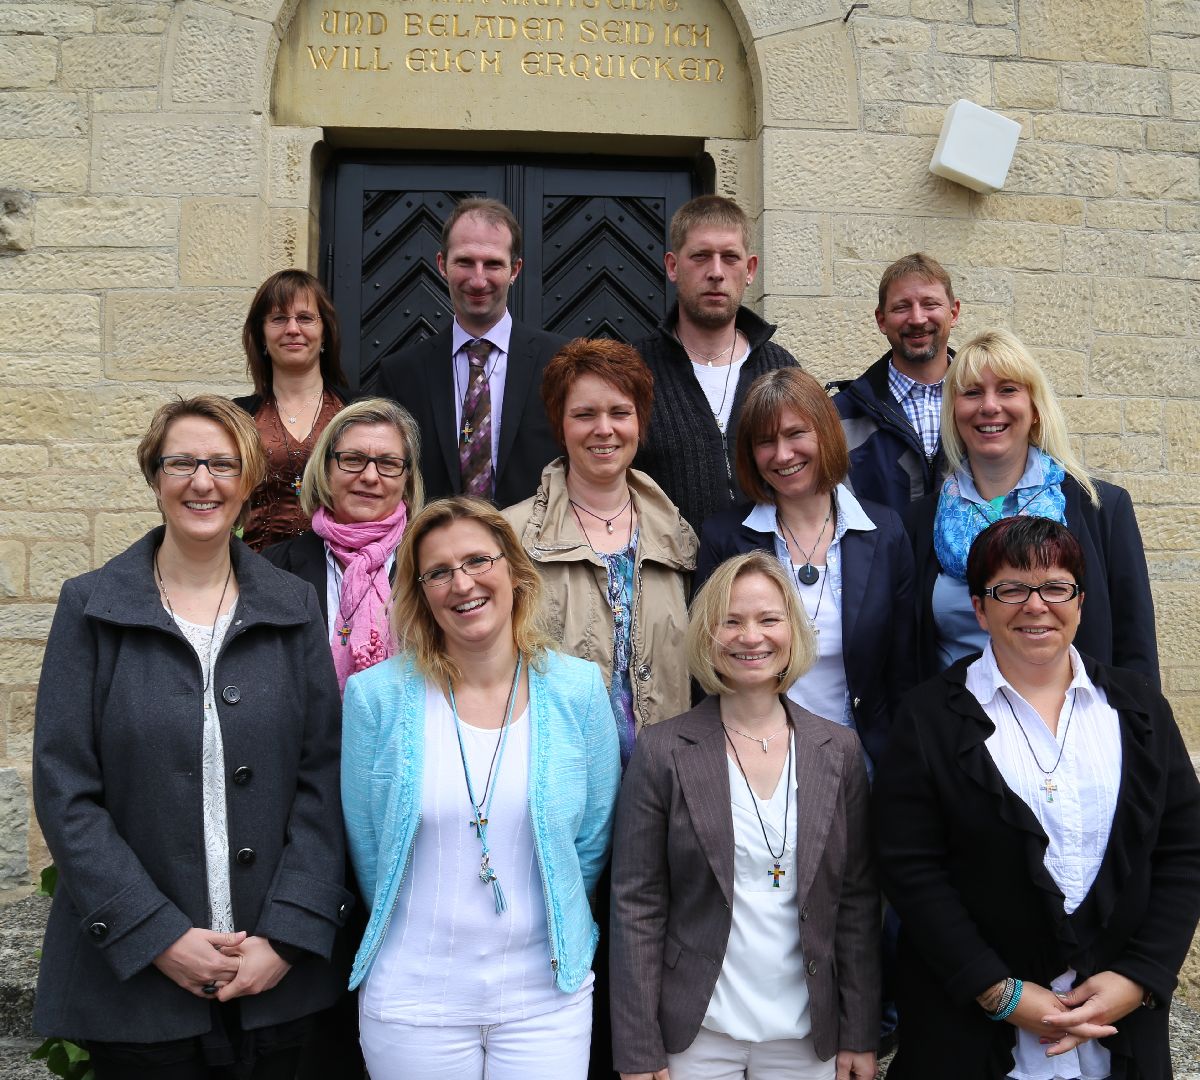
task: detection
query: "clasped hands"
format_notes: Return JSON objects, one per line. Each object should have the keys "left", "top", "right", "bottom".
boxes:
{"left": 1004, "top": 971, "right": 1143, "bottom": 1057}
{"left": 152, "top": 927, "right": 293, "bottom": 1001}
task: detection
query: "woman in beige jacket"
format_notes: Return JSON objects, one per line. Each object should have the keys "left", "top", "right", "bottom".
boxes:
{"left": 503, "top": 338, "right": 697, "bottom": 769}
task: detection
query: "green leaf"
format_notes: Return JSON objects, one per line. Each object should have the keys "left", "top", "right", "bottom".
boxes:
{"left": 36, "top": 864, "right": 58, "bottom": 898}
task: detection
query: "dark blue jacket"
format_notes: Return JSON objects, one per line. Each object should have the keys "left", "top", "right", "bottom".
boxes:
{"left": 831, "top": 351, "right": 949, "bottom": 516}
{"left": 694, "top": 496, "right": 917, "bottom": 767}
{"left": 906, "top": 474, "right": 1160, "bottom": 687}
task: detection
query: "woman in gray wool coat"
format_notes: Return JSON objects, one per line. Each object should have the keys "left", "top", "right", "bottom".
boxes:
{"left": 32, "top": 394, "right": 353, "bottom": 1080}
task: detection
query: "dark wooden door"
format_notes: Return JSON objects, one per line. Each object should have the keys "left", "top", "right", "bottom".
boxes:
{"left": 321, "top": 154, "right": 698, "bottom": 390}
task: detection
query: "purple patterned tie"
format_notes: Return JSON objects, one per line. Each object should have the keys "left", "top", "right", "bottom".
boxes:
{"left": 459, "top": 338, "right": 494, "bottom": 498}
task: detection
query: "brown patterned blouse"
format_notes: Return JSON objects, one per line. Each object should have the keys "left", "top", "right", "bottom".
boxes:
{"left": 242, "top": 389, "right": 342, "bottom": 551}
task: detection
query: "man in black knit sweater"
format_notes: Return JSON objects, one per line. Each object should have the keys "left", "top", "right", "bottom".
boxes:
{"left": 634, "top": 195, "right": 798, "bottom": 534}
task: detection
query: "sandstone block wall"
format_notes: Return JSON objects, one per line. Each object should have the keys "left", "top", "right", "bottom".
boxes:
{"left": 0, "top": 0, "right": 1196, "bottom": 998}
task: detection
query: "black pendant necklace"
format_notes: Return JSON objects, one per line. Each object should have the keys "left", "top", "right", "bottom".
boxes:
{"left": 723, "top": 720, "right": 792, "bottom": 887}
{"left": 778, "top": 498, "right": 833, "bottom": 586}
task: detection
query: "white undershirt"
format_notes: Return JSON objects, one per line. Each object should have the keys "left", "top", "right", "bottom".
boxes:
{"left": 703, "top": 734, "right": 810, "bottom": 1042}
{"left": 361, "top": 681, "right": 591, "bottom": 1025}
{"left": 691, "top": 340, "right": 750, "bottom": 433}
{"left": 966, "top": 645, "right": 1121, "bottom": 1080}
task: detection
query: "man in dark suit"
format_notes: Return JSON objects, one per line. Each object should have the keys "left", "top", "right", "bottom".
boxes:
{"left": 374, "top": 197, "right": 564, "bottom": 507}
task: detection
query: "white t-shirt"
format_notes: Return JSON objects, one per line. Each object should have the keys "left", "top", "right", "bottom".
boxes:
{"left": 691, "top": 340, "right": 750, "bottom": 433}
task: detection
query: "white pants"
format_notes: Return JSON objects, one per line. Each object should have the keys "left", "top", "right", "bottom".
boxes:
{"left": 667, "top": 1024, "right": 835, "bottom": 1080}
{"left": 359, "top": 989, "right": 592, "bottom": 1080}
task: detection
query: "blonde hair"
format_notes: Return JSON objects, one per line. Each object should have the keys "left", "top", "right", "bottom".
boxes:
{"left": 686, "top": 551, "right": 817, "bottom": 696}
{"left": 299, "top": 397, "right": 425, "bottom": 519}
{"left": 392, "top": 497, "right": 552, "bottom": 685}
{"left": 942, "top": 328, "right": 1099, "bottom": 506}
{"left": 136, "top": 395, "right": 267, "bottom": 530}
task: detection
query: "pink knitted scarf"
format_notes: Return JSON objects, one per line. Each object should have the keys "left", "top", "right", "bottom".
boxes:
{"left": 310, "top": 501, "right": 408, "bottom": 693}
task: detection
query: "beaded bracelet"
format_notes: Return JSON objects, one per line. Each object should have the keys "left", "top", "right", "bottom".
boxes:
{"left": 988, "top": 978, "right": 1024, "bottom": 1022}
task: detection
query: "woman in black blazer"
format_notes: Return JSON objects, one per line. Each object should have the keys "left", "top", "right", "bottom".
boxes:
{"left": 874, "top": 516, "right": 1200, "bottom": 1079}
{"left": 905, "top": 328, "right": 1157, "bottom": 685}
{"left": 695, "top": 367, "right": 916, "bottom": 771}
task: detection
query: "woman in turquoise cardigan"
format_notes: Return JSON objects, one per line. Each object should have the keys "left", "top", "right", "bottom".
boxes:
{"left": 341, "top": 496, "right": 621, "bottom": 1080}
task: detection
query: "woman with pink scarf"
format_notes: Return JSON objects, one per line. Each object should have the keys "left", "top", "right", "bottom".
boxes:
{"left": 264, "top": 397, "right": 424, "bottom": 694}
{"left": 262, "top": 396, "right": 423, "bottom": 1078}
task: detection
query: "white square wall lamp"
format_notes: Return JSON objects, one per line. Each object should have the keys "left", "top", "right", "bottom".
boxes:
{"left": 929, "top": 99, "right": 1022, "bottom": 194}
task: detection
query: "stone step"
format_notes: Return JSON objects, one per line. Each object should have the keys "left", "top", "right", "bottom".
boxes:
{"left": 0, "top": 1038, "right": 46, "bottom": 1080}
{"left": 0, "top": 892, "right": 47, "bottom": 1042}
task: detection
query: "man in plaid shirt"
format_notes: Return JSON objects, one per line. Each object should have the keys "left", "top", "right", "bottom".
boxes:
{"left": 831, "top": 253, "right": 960, "bottom": 515}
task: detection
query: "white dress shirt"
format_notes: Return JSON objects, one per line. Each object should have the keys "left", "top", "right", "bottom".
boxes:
{"left": 965, "top": 644, "right": 1121, "bottom": 1080}
{"left": 743, "top": 485, "right": 877, "bottom": 740}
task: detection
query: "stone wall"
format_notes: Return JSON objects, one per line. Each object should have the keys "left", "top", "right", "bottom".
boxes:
{"left": 0, "top": 0, "right": 1196, "bottom": 987}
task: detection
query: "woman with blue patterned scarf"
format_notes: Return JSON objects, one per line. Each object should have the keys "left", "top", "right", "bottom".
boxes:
{"left": 906, "top": 328, "right": 1158, "bottom": 685}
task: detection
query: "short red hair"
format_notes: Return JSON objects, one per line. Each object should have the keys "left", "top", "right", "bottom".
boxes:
{"left": 541, "top": 338, "right": 655, "bottom": 448}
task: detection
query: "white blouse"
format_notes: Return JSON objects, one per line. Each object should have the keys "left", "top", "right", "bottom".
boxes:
{"left": 703, "top": 734, "right": 810, "bottom": 1043}
{"left": 361, "top": 681, "right": 591, "bottom": 1025}
{"left": 966, "top": 645, "right": 1121, "bottom": 1080}
{"left": 171, "top": 607, "right": 237, "bottom": 934}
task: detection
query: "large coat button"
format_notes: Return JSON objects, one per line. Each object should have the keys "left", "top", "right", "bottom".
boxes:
{"left": 635, "top": 664, "right": 651, "bottom": 682}
{"left": 222, "top": 686, "right": 241, "bottom": 704}
{"left": 800, "top": 906, "right": 809, "bottom": 921}
{"left": 232, "top": 766, "right": 252, "bottom": 786}
{"left": 807, "top": 960, "right": 818, "bottom": 975}
{"left": 236, "top": 847, "right": 256, "bottom": 865}
{"left": 88, "top": 921, "right": 108, "bottom": 939}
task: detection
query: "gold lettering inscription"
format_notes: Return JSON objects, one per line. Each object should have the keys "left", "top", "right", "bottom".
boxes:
{"left": 407, "top": 46, "right": 503, "bottom": 72}
{"left": 320, "top": 9, "right": 388, "bottom": 33}
{"left": 504, "top": 0, "right": 603, "bottom": 8}
{"left": 579, "top": 18, "right": 653, "bottom": 43}
{"left": 474, "top": 14, "right": 519, "bottom": 37}
{"left": 522, "top": 16, "right": 565, "bottom": 39}
{"left": 308, "top": 43, "right": 391, "bottom": 68}
{"left": 663, "top": 21, "right": 708, "bottom": 47}
{"left": 520, "top": 49, "right": 722, "bottom": 79}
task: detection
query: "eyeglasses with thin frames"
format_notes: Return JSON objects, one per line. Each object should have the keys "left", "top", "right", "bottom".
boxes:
{"left": 265, "top": 312, "right": 321, "bottom": 328}
{"left": 418, "top": 553, "right": 505, "bottom": 588}
{"left": 157, "top": 455, "right": 243, "bottom": 478}
{"left": 982, "top": 581, "right": 1081, "bottom": 605}
{"left": 329, "top": 451, "right": 408, "bottom": 478}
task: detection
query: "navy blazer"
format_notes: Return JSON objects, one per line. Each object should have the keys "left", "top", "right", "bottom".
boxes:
{"left": 906, "top": 475, "right": 1159, "bottom": 687}
{"left": 695, "top": 496, "right": 917, "bottom": 768}
{"left": 372, "top": 319, "right": 565, "bottom": 508}
{"left": 873, "top": 656, "right": 1200, "bottom": 1078}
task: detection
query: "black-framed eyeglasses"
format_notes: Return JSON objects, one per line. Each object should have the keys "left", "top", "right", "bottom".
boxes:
{"left": 265, "top": 312, "right": 321, "bottom": 328}
{"left": 418, "top": 553, "right": 505, "bottom": 588}
{"left": 157, "top": 455, "right": 243, "bottom": 478}
{"left": 982, "top": 581, "right": 1081, "bottom": 604}
{"left": 329, "top": 451, "right": 408, "bottom": 477}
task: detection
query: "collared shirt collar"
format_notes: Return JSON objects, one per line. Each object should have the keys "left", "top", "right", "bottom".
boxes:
{"left": 887, "top": 358, "right": 946, "bottom": 400}
{"left": 742, "top": 482, "right": 877, "bottom": 542}
{"left": 954, "top": 445, "right": 1046, "bottom": 506}
{"left": 970, "top": 640, "right": 1099, "bottom": 711}
{"left": 451, "top": 309, "right": 513, "bottom": 356}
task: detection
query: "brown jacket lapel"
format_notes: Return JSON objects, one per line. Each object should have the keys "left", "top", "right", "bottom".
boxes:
{"left": 672, "top": 698, "right": 734, "bottom": 906}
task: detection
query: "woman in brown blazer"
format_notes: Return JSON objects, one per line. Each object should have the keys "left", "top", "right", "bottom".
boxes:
{"left": 609, "top": 550, "right": 879, "bottom": 1080}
